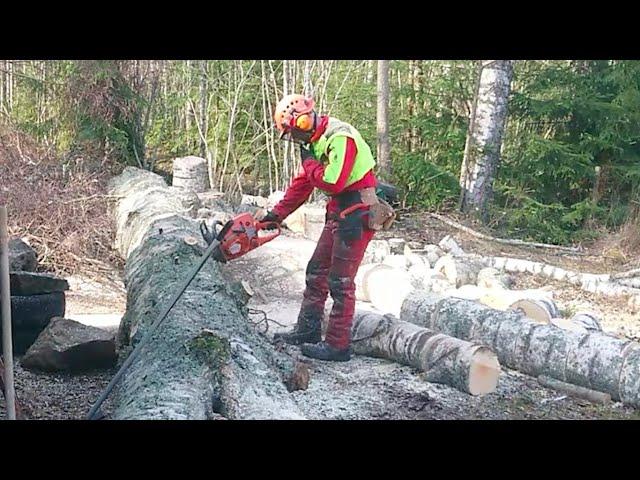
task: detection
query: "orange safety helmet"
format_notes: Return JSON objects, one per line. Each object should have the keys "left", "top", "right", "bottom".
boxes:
{"left": 273, "top": 94, "right": 316, "bottom": 137}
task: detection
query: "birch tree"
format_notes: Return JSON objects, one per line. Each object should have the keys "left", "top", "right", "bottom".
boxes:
{"left": 459, "top": 60, "right": 514, "bottom": 222}
{"left": 376, "top": 60, "right": 391, "bottom": 180}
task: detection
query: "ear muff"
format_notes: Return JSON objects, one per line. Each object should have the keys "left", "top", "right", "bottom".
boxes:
{"left": 295, "top": 113, "right": 314, "bottom": 131}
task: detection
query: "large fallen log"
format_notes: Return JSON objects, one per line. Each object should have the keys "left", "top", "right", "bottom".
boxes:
{"left": 352, "top": 311, "right": 500, "bottom": 396}
{"left": 400, "top": 291, "right": 640, "bottom": 408}
{"left": 108, "top": 167, "right": 305, "bottom": 420}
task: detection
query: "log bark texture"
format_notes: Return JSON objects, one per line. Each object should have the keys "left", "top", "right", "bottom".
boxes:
{"left": 400, "top": 291, "right": 640, "bottom": 408}
{"left": 352, "top": 311, "right": 500, "bottom": 396}
{"left": 459, "top": 60, "right": 514, "bottom": 220}
{"left": 109, "top": 167, "right": 305, "bottom": 420}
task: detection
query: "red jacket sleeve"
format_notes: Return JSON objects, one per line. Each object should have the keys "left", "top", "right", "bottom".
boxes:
{"left": 271, "top": 168, "right": 314, "bottom": 221}
{"left": 301, "top": 137, "right": 357, "bottom": 195}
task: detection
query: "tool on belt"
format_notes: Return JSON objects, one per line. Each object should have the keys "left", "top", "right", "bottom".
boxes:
{"left": 338, "top": 186, "right": 396, "bottom": 231}
{"left": 86, "top": 213, "right": 280, "bottom": 420}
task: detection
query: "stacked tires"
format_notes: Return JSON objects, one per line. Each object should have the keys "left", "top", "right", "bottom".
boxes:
{"left": 4, "top": 239, "right": 67, "bottom": 354}
{"left": 8, "top": 292, "right": 66, "bottom": 354}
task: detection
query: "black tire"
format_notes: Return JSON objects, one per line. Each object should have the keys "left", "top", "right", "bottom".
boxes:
{"left": 9, "top": 292, "right": 65, "bottom": 330}
{"left": 6, "top": 328, "right": 45, "bottom": 355}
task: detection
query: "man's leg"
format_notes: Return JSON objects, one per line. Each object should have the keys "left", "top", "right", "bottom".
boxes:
{"left": 301, "top": 226, "right": 375, "bottom": 360}
{"left": 274, "top": 219, "right": 336, "bottom": 345}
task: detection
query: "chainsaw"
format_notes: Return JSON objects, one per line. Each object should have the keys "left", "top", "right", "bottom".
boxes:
{"left": 199, "top": 212, "right": 281, "bottom": 262}
{"left": 86, "top": 213, "right": 280, "bottom": 420}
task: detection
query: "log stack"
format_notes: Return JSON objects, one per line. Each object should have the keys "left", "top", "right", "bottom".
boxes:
{"left": 400, "top": 291, "right": 640, "bottom": 408}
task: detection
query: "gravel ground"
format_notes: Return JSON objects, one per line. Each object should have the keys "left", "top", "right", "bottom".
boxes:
{"left": 0, "top": 357, "right": 117, "bottom": 420}
{"left": 288, "top": 353, "right": 640, "bottom": 420}
{"left": 0, "top": 275, "right": 122, "bottom": 421}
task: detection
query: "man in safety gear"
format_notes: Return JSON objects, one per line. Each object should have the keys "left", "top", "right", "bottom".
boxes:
{"left": 258, "top": 93, "right": 392, "bottom": 362}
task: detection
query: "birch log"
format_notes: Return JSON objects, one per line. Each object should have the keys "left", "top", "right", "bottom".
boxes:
{"left": 537, "top": 375, "right": 611, "bottom": 404}
{"left": 452, "top": 253, "right": 640, "bottom": 299}
{"left": 433, "top": 254, "right": 486, "bottom": 287}
{"left": 352, "top": 311, "right": 500, "bottom": 396}
{"left": 477, "top": 267, "right": 513, "bottom": 290}
{"left": 109, "top": 167, "right": 305, "bottom": 420}
{"left": 172, "top": 156, "right": 210, "bottom": 193}
{"left": 400, "top": 291, "right": 640, "bottom": 408}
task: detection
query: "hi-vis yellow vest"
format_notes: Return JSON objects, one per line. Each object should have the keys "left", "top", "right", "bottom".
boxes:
{"left": 310, "top": 117, "right": 376, "bottom": 188}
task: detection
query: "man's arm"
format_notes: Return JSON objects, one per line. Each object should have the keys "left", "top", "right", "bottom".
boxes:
{"left": 301, "top": 136, "right": 357, "bottom": 195}
{"left": 270, "top": 166, "right": 315, "bottom": 221}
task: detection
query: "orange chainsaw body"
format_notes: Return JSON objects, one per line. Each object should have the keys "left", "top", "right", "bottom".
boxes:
{"left": 201, "top": 212, "right": 280, "bottom": 262}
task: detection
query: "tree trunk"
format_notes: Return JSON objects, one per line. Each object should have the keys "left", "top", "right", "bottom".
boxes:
{"left": 376, "top": 60, "right": 392, "bottom": 180}
{"left": 352, "top": 311, "right": 500, "bottom": 396}
{"left": 303, "top": 60, "right": 313, "bottom": 97}
{"left": 400, "top": 291, "right": 640, "bottom": 408}
{"left": 198, "top": 61, "right": 208, "bottom": 159}
{"left": 459, "top": 60, "right": 514, "bottom": 222}
{"left": 108, "top": 167, "right": 306, "bottom": 419}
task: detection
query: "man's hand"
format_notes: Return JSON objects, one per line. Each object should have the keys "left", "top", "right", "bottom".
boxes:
{"left": 254, "top": 209, "right": 280, "bottom": 223}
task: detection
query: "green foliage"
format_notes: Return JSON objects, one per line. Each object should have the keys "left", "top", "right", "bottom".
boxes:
{"left": 2, "top": 59, "right": 640, "bottom": 245}
{"left": 496, "top": 60, "right": 640, "bottom": 242}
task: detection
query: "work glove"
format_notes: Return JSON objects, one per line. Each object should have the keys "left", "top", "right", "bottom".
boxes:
{"left": 254, "top": 209, "right": 280, "bottom": 224}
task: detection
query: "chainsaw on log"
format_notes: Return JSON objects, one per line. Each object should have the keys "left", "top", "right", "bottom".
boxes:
{"left": 199, "top": 212, "right": 281, "bottom": 262}
{"left": 86, "top": 213, "right": 280, "bottom": 420}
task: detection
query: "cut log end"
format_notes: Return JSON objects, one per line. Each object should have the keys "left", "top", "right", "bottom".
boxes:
{"left": 468, "top": 348, "right": 501, "bottom": 396}
{"left": 509, "top": 298, "right": 558, "bottom": 324}
{"left": 550, "top": 318, "right": 588, "bottom": 334}
{"left": 183, "top": 235, "right": 199, "bottom": 246}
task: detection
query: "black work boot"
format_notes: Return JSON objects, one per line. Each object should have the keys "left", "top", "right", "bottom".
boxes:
{"left": 300, "top": 341, "right": 351, "bottom": 362}
{"left": 274, "top": 308, "right": 322, "bottom": 345}
{"left": 273, "top": 325, "right": 321, "bottom": 345}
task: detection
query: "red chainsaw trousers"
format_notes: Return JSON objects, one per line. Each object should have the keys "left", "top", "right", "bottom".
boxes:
{"left": 298, "top": 215, "right": 375, "bottom": 350}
